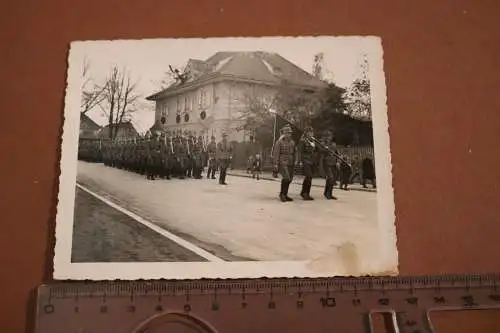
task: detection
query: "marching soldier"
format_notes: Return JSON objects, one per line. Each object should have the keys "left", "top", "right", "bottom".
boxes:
{"left": 318, "top": 130, "right": 338, "bottom": 200}
{"left": 159, "top": 132, "right": 170, "bottom": 179}
{"left": 144, "top": 132, "right": 154, "bottom": 180}
{"left": 272, "top": 124, "right": 296, "bottom": 202}
{"left": 296, "top": 126, "right": 317, "bottom": 200}
{"left": 185, "top": 131, "right": 194, "bottom": 178}
{"left": 217, "top": 132, "right": 232, "bottom": 185}
{"left": 192, "top": 134, "right": 204, "bottom": 179}
{"left": 175, "top": 131, "right": 188, "bottom": 179}
{"left": 138, "top": 137, "right": 147, "bottom": 175}
{"left": 206, "top": 135, "right": 217, "bottom": 179}
{"left": 164, "top": 131, "right": 175, "bottom": 180}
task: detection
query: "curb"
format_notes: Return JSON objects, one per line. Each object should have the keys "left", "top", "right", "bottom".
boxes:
{"left": 227, "top": 173, "right": 377, "bottom": 193}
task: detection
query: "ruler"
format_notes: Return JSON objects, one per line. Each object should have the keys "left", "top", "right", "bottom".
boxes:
{"left": 33, "top": 274, "right": 500, "bottom": 333}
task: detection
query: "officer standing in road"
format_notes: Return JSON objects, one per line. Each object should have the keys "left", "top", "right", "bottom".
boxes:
{"left": 319, "top": 130, "right": 338, "bottom": 200}
{"left": 217, "top": 132, "right": 232, "bottom": 185}
{"left": 272, "top": 125, "right": 296, "bottom": 202}
{"left": 297, "top": 126, "right": 317, "bottom": 200}
{"left": 192, "top": 134, "right": 204, "bottom": 179}
{"left": 206, "top": 135, "right": 217, "bottom": 179}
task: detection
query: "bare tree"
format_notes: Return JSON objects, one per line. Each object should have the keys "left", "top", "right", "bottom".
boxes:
{"left": 236, "top": 81, "right": 323, "bottom": 148}
{"left": 98, "top": 66, "right": 140, "bottom": 139}
{"left": 345, "top": 54, "right": 371, "bottom": 120}
{"left": 81, "top": 57, "right": 106, "bottom": 115}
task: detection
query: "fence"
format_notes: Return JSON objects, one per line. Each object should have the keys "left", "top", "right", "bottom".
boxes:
{"left": 235, "top": 144, "right": 374, "bottom": 174}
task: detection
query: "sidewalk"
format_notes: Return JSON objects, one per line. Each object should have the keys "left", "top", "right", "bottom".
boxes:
{"left": 226, "top": 169, "right": 377, "bottom": 193}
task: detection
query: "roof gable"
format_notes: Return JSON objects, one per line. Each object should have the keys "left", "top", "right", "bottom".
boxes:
{"left": 147, "top": 51, "right": 326, "bottom": 100}
{"left": 80, "top": 113, "right": 101, "bottom": 130}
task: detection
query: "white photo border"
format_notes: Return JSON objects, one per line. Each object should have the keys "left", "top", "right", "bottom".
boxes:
{"left": 53, "top": 36, "right": 397, "bottom": 280}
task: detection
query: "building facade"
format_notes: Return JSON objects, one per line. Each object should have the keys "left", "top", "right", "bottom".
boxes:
{"left": 146, "top": 51, "right": 326, "bottom": 142}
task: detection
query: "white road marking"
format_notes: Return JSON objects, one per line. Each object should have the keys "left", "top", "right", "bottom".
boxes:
{"left": 76, "top": 183, "right": 225, "bottom": 262}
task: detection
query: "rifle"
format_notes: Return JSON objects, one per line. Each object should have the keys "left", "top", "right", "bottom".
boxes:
{"left": 269, "top": 110, "right": 350, "bottom": 167}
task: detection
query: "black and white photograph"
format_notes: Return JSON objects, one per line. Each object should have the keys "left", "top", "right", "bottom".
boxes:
{"left": 54, "top": 36, "right": 396, "bottom": 280}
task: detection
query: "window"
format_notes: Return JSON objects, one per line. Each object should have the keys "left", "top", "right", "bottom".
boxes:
{"left": 199, "top": 89, "right": 209, "bottom": 109}
{"left": 161, "top": 103, "right": 169, "bottom": 117}
{"left": 199, "top": 89, "right": 204, "bottom": 108}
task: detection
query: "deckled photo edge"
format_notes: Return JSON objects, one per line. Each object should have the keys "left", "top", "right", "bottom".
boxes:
{"left": 366, "top": 38, "right": 398, "bottom": 274}
{"left": 52, "top": 35, "right": 398, "bottom": 280}
{"left": 53, "top": 42, "right": 83, "bottom": 279}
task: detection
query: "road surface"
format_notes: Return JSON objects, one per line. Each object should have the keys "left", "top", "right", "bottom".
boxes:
{"left": 72, "top": 187, "right": 208, "bottom": 262}
{"left": 73, "top": 161, "right": 381, "bottom": 268}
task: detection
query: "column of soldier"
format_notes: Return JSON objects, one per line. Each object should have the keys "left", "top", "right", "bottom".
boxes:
{"left": 273, "top": 124, "right": 366, "bottom": 203}
{"left": 99, "top": 129, "right": 232, "bottom": 185}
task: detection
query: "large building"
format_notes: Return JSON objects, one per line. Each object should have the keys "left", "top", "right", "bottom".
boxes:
{"left": 145, "top": 51, "right": 326, "bottom": 142}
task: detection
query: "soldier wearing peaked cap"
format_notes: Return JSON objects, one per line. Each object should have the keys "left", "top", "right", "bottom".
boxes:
{"left": 297, "top": 126, "right": 317, "bottom": 200}
{"left": 206, "top": 135, "right": 217, "bottom": 179}
{"left": 191, "top": 134, "right": 204, "bottom": 179}
{"left": 272, "top": 124, "right": 296, "bottom": 202}
{"left": 182, "top": 131, "right": 192, "bottom": 178}
{"left": 174, "top": 132, "right": 188, "bottom": 179}
{"left": 318, "top": 129, "right": 338, "bottom": 200}
{"left": 217, "top": 131, "right": 232, "bottom": 185}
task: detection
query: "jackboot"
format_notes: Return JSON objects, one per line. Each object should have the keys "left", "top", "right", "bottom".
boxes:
{"left": 300, "top": 179, "right": 307, "bottom": 197}
{"left": 279, "top": 180, "right": 287, "bottom": 202}
{"left": 324, "top": 179, "right": 331, "bottom": 199}
{"left": 301, "top": 178, "right": 313, "bottom": 200}
{"left": 329, "top": 182, "right": 338, "bottom": 200}
{"left": 304, "top": 179, "right": 314, "bottom": 200}
{"left": 284, "top": 181, "right": 293, "bottom": 201}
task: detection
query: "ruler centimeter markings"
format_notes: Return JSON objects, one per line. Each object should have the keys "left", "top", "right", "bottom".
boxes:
{"left": 34, "top": 274, "right": 500, "bottom": 333}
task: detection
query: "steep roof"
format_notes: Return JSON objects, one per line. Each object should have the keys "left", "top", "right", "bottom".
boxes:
{"left": 80, "top": 113, "right": 101, "bottom": 131}
{"left": 146, "top": 51, "right": 326, "bottom": 100}
{"left": 97, "top": 121, "right": 139, "bottom": 138}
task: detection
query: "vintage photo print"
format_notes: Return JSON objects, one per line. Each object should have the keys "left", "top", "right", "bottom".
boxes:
{"left": 53, "top": 36, "right": 397, "bottom": 280}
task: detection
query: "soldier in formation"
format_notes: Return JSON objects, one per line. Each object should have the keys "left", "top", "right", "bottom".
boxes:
{"left": 217, "top": 132, "right": 232, "bottom": 185}
{"left": 318, "top": 130, "right": 339, "bottom": 200}
{"left": 272, "top": 125, "right": 296, "bottom": 202}
{"left": 206, "top": 136, "right": 218, "bottom": 179}
{"left": 78, "top": 139, "right": 102, "bottom": 163}
{"left": 296, "top": 126, "right": 317, "bottom": 200}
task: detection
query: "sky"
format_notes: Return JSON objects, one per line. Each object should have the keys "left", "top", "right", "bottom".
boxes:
{"left": 76, "top": 36, "right": 379, "bottom": 133}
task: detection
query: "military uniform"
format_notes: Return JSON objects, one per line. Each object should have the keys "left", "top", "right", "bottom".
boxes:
{"left": 175, "top": 135, "right": 188, "bottom": 179}
{"left": 184, "top": 133, "right": 194, "bottom": 178}
{"left": 217, "top": 133, "right": 232, "bottom": 185}
{"left": 162, "top": 133, "right": 174, "bottom": 180}
{"left": 192, "top": 136, "right": 204, "bottom": 179}
{"left": 297, "top": 127, "right": 317, "bottom": 200}
{"left": 206, "top": 137, "right": 217, "bottom": 179}
{"left": 319, "top": 130, "right": 338, "bottom": 200}
{"left": 272, "top": 125, "right": 296, "bottom": 202}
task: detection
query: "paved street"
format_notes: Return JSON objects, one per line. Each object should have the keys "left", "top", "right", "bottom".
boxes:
{"left": 72, "top": 187, "right": 207, "bottom": 262}
{"left": 74, "top": 161, "right": 381, "bottom": 267}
